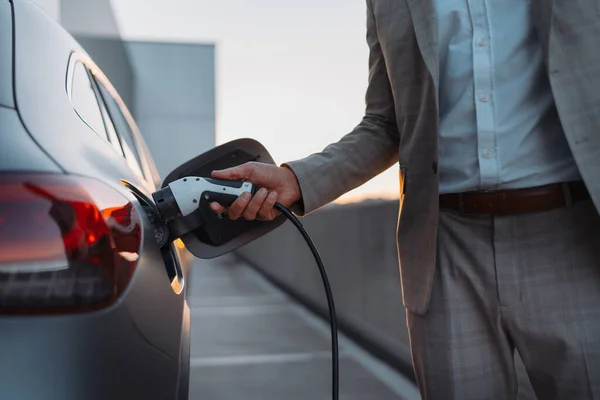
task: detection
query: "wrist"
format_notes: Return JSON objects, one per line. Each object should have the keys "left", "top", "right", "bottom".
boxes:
{"left": 281, "top": 164, "right": 302, "bottom": 203}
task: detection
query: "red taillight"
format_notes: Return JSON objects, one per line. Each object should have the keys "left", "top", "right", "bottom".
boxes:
{"left": 0, "top": 173, "right": 142, "bottom": 314}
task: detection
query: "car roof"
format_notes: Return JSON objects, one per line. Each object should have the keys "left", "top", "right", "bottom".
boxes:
{"left": 0, "top": 0, "right": 14, "bottom": 108}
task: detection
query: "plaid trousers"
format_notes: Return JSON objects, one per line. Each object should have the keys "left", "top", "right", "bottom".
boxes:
{"left": 407, "top": 199, "right": 600, "bottom": 399}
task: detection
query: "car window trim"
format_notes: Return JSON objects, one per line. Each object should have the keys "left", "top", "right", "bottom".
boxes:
{"left": 93, "top": 78, "right": 126, "bottom": 158}
{"left": 66, "top": 57, "right": 109, "bottom": 142}
{"left": 92, "top": 76, "right": 146, "bottom": 181}
{"left": 65, "top": 51, "right": 159, "bottom": 189}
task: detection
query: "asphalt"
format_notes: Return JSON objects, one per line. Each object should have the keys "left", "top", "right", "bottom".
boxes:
{"left": 186, "top": 254, "right": 420, "bottom": 400}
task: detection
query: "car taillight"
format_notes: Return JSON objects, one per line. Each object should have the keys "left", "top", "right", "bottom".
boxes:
{"left": 0, "top": 173, "right": 142, "bottom": 315}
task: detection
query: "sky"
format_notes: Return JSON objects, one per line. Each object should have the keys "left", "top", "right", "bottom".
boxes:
{"left": 110, "top": 0, "right": 400, "bottom": 203}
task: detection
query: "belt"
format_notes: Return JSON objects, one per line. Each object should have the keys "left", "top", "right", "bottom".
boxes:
{"left": 439, "top": 181, "right": 590, "bottom": 215}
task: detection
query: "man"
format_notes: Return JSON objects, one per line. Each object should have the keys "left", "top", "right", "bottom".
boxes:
{"left": 211, "top": 0, "right": 600, "bottom": 398}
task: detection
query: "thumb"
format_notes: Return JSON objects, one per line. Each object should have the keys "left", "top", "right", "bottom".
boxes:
{"left": 211, "top": 164, "right": 252, "bottom": 181}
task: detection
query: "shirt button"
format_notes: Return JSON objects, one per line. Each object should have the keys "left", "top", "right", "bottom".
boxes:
{"left": 483, "top": 149, "right": 495, "bottom": 159}
{"left": 478, "top": 38, "right": 486, "bottom": 47}
{"left": 480, "top": 95, "right": 489, "bottom": 102}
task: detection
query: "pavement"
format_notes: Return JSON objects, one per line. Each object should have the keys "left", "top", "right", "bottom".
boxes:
{"left": 186, "top": 254, "right": 420, "bottom": 400}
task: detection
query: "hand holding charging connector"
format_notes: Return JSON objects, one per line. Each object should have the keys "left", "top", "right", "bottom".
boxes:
{"left": 152, "top": 177, "right": 257, "bottom": 223}
{"left": 210, "top": 162, "right": 302, "bottom": 221}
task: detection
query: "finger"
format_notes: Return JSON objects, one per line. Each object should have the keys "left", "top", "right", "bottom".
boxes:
{"left": 243, "top": 188, "right": 268, "bottom": 220}
{"left": 211, "top": 164, "right": 251, "bottom": 181}
{"left": 227, "top": 191, "right": 252, "bottom": 220}
{"left": 210, "top": 202, "right": 226, "bottom": 213}
{"left": 258, "top": 192, "right": 278, "bottom": 221}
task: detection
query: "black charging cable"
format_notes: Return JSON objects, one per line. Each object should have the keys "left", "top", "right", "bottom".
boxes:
{"left": 273, "top": 202, "right": 339, "bottom": 400}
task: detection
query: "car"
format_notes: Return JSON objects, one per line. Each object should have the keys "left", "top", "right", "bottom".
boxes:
{"left": 0, "top": 1, "right": 192, "bottom": 399}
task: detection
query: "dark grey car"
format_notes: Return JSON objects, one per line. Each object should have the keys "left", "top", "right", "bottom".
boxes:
{"left": 0, "top": 1, "right": 192, "bottom": 399}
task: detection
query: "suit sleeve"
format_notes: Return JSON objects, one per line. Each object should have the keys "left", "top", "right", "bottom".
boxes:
{"left": 283, "top": 0, "right": 400, "bottom": 215}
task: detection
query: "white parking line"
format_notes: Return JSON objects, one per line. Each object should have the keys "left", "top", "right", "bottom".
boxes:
{"left": 190, "top": 351, "right": 346, "bottom": 367}
{"left": 189, "top": 303, "right": 294, "bottom": 316}
{"left": 187, "top": 293, "right": 288, "bottom": 305}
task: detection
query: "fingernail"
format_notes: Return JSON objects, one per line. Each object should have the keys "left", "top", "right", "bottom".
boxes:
{"left": 242, "top": 192, "right": 251, "bottom": 201}
{"left": 259, "top": 188, "right": 268, "bottom": 196}
{"left": 269, "top": 192, "right": 278, "bottom": 199}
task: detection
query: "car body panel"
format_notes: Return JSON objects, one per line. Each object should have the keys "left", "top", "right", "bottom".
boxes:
{"left": 1, "top": 1, "right": 192, "bottom": 398}
{"left": 0, "top": 107, "right": 61, "bottom": 171}
{"left": 0, "top": 0, "right": 14, "bottom": 108}
{"left": 0, "top": 304, "right": 179, "bottom": 400}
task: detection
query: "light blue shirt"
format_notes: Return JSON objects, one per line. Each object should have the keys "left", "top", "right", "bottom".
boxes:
{"left": 436, "top": 0, "right": 580, "bottom": 194}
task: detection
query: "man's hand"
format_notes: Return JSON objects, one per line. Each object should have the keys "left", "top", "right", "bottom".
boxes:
{"left": 210, "top": 162, "right": 302, "bottom": 221}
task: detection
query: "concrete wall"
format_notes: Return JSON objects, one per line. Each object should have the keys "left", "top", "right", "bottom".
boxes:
{"left": 236, "top": 199, "right": 414, "bottom": 372}
{"left": 126, "top": 41, "right": 216, "bottom": 179}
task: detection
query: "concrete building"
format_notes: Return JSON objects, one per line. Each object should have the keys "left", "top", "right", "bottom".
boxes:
{"left": 126, "top": 41, "right": 216, "bottom": 178}
{"left": 32, "top": 0, "right": 216, "bottom": 180}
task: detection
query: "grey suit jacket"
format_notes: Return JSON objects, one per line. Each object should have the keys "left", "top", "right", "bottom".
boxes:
{"left": 285, "top": 0, "right": 600, "bottom": 315}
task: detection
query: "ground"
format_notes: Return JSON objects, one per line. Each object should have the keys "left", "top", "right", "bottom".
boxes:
{"left": 186, "top": 254, "right": 419, "bottom": 400}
